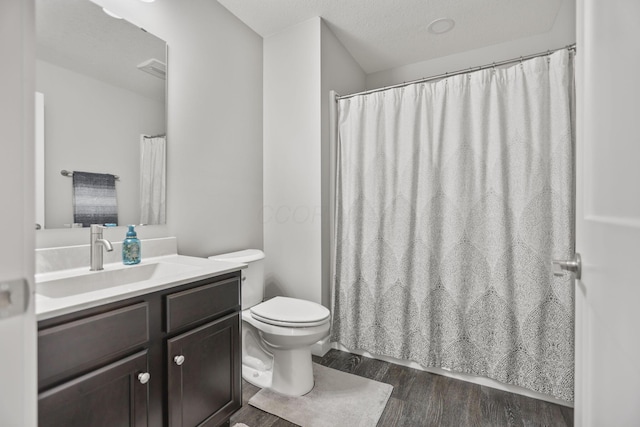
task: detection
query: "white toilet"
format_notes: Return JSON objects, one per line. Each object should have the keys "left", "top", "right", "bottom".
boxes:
{"left": 209, "top": 249, "right": 330, "bottom": 396}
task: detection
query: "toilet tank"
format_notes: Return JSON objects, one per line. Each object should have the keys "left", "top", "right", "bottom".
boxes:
{"left": 208, "top": 249, "right": 265, "bottom": 309}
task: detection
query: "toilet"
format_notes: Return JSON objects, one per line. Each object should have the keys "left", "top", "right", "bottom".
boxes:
{"left": 208, "top": 249, "right": 330, "bottom": 396}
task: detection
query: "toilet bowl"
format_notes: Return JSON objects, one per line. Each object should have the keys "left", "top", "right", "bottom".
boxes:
{"left": 209, "top": 250, "right": 330, "bottom": 396}
{"left": 243, "top": 297, "right": 330, "bottom": 395}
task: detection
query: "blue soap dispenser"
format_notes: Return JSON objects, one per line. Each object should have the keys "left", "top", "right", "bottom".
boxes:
{"left": 122, "top": 225, "right": 141, "bottom": 265}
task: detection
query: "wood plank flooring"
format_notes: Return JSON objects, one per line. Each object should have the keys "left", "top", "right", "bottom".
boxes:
{"left": 230, "top": 349, "right": 573, "bottom": 427}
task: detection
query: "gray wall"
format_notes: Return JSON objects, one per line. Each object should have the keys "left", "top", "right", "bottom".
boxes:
{"left": 263, "top": 17, "right": 365, "bottom": 306}
{"left": 320, "top": 21, "right": 366, "bottom": 307}
{"left": 40, "top": 0, "right": 264, "bottom": 256}
{"left": 263, "top": 18, "right": 323, "bottom": 303}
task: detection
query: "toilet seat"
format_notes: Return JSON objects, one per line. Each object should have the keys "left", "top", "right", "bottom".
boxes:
{"left": 250, "top": 296, "right": 330, "bottom": 328}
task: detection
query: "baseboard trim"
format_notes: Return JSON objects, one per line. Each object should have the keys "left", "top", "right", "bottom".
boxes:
{"left": 311, "top": 336, "right": 332, "bottom": 357}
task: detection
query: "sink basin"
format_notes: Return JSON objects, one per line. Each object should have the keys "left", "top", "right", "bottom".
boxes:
{"left": 36, "top": 261, "right": 200, "bottom": 298}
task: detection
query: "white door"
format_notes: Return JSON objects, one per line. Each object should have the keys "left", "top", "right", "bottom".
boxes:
{"left": 575, "top": 0, "right": 640, "bottom": 425}
{"left": 0, "top": 0, "right": 37, "bottom": 426}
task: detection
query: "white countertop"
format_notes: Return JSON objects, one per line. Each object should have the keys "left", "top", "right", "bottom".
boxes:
{"left": 35, "top": 254, "right": 245, "bottom": 321}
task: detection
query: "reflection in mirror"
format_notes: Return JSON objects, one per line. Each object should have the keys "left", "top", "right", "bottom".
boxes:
{"left": 36, "top": 0, "right": 167, "bottom": 229}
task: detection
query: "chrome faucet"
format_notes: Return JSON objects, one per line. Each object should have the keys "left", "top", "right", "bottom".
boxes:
{"left": 90, "top": 224, "right": 114, "bottom": 271}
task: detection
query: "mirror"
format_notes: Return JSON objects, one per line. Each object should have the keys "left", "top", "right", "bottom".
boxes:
{"left": 35, "top": 0, "right": 167, "bottom": 229}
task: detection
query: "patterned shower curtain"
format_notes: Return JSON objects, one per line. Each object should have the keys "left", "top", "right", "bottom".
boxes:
{"left": 332, "top": 50, "right": 575, "bottom": 401}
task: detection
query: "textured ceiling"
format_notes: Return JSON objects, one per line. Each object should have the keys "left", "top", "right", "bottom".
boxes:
{"left": 36, "top": 0, "right": 166, "bottom": 101}
{"left": 217, "top": 0, "right": 565, "bottom": 74}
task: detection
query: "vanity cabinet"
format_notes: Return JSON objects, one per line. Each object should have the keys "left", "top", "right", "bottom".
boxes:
{"left": 37, "top": 271, "right": 242, "bottom": 427}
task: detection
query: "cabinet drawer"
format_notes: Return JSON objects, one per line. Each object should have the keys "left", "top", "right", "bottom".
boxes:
{"left": 165, "top": 277, "right": 240, "bottom": 333}
{"left": 38, "top": 302, "right": 149, "bottom": 388}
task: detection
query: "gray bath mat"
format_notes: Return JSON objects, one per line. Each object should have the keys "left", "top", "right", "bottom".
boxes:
{"left": 248, "top": 363, "right": 393, "bottom": 427}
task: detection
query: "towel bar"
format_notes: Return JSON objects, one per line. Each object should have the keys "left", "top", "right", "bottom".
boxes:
{"left": 61, "top": 170, "right": 120, "bottom": 180}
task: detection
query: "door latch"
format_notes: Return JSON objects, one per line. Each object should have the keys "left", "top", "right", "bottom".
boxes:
{"left": 552, "top": 253, "right": 582, "bottom": 280}
{"left": 0, "top": 278, "right": 29, "bottom": 319}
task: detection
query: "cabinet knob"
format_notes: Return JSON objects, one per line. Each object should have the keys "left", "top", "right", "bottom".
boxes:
{"left": 174, "top": 355, "right": 185, "bottom": 366}
{"left": 137, "top": 372, "right": 150, "bottom": 384}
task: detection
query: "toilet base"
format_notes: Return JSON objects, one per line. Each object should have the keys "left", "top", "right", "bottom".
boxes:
{"left": 270, "top": 346, "right": 314, "bottom": 396}
{"left": 242, "top": 364, "right": 272, "bottom": 390}
{"left": 241, "top": 347, "right": 314, "bottom": 396}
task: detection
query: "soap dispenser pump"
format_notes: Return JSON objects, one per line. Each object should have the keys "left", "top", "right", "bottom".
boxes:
{"left": 122, "top": 225, "right": 141, "bottom": 265}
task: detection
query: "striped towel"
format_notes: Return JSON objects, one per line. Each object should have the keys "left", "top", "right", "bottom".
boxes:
{"left": 72, "top": 171, "right": 118, "bottom": 227}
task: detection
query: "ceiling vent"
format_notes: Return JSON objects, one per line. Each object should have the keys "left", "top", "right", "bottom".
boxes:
{"left": 137, "top": 58, "right": 166, "bottom": 80}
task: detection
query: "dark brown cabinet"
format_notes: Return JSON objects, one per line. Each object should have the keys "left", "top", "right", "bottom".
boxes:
{"left": 167, "top": 313, "right": 241, "bottom": 427}
{"left": 37, "top": 271, "right": 242, "bottom": 427}
{"left": 39, "top": 351, "right": 149, "bottom": 427}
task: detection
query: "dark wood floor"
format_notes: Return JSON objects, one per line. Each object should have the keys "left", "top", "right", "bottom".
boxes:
{"left": 230, "top": 349, "right": 573, "bottom": 427}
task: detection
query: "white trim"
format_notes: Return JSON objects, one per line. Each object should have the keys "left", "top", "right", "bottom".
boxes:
{"left": 35, "top": 92, "right": 45, "bottom": 229}
{"left": 312, "top": 336, "right": 332, "bottom": 357}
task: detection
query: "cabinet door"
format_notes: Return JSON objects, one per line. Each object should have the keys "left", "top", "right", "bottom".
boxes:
{"left": 39, "top": 351, "right": 149, "bottom": 427}
{"left": 167, "top": 313, "right": 241, "bottom": 427}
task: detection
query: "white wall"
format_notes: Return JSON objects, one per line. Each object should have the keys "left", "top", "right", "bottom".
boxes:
{"left": 264, "top": 17, "right": 365, "bottom": 306}
{"left": 264, "top": 18, "right": 323, "bottom": 303}
{"left": 366, "top": 0, "right": 576, "bottom": 89}
{"left": 36, "top": 60, "right": 165, "bottom": 229}
{"left": 44, "top": 0, "right": 265, "bottom": 256}
{"left": 320, "top": 21, "right": 366, "bottom": 306}
{"left": 0, "top": 0, "right": 37, "bottom": 425}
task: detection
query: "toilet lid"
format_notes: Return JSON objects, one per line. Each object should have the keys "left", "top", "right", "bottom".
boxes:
{"left": 250, "top": 296, "right": 330, "bottom": 327}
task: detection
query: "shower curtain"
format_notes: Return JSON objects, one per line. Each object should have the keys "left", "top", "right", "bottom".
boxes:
{"left": 140, "top": 135, "right": 166, "bottom": 225}
{"left": 332, "top": 50, "right": 574, "bottom": 401}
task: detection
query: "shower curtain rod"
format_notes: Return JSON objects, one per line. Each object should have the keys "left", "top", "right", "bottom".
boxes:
{"left": 143, "top": 133, "right": 166, "bottom": 138}
{"left": 335, "top": 44, "right": 576, "bottom": 101}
